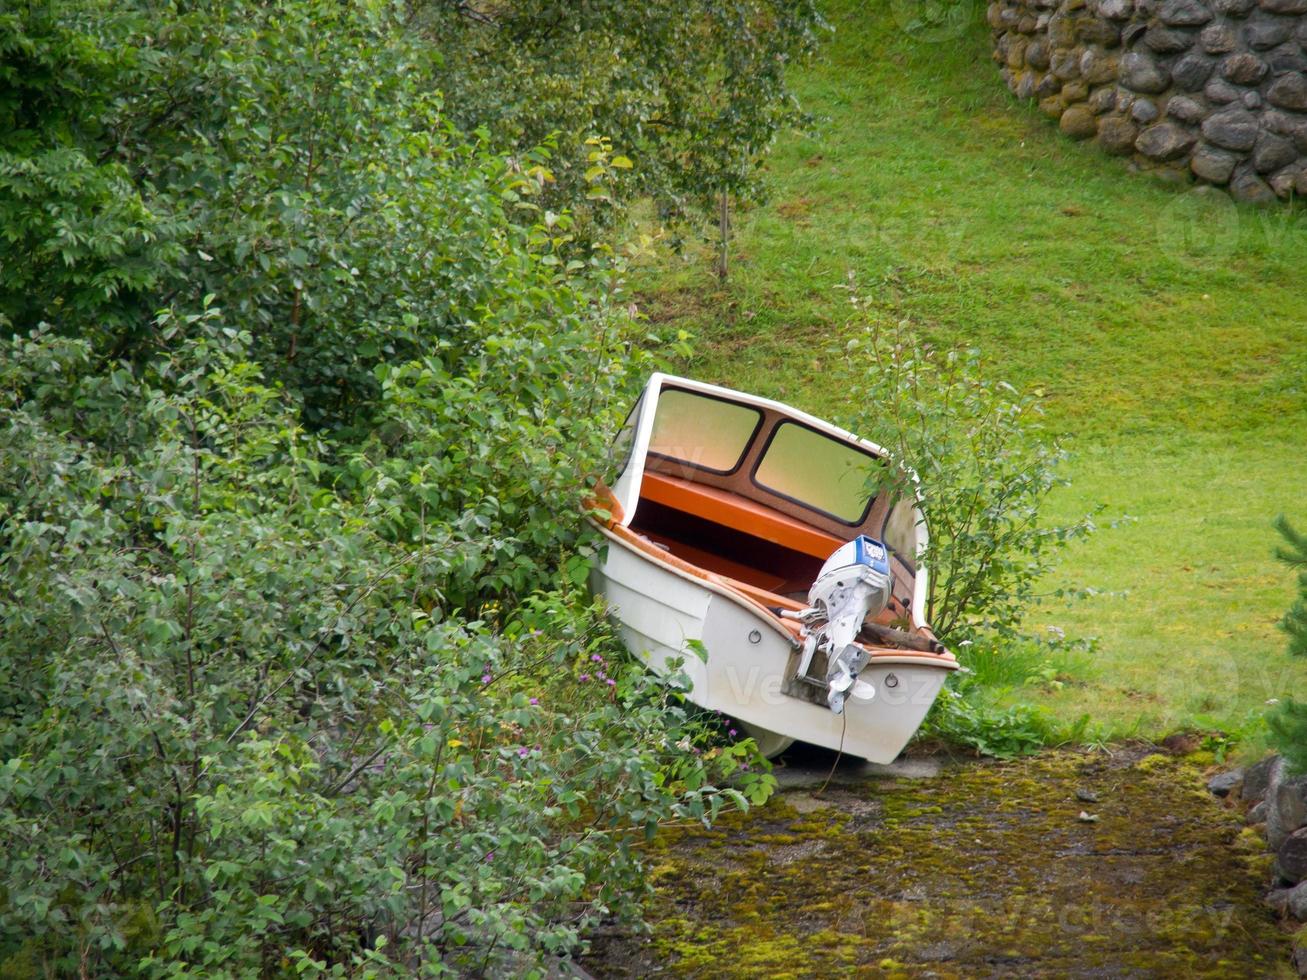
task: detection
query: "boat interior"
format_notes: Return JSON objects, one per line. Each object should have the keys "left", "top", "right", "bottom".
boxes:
{"left": 613, "top": 383, "right": 921, "bottom": 625}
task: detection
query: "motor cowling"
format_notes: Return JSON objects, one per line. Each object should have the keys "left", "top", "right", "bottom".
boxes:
{"left": 796, "top": 536, "right": 893, "bottom": 714}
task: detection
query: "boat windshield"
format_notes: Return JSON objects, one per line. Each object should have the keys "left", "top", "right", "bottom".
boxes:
{"left": 648, "top": 388, "right": 762, "bottom": 475}
{"left": 753, "top": 421, "right": 881, "bottom": 524}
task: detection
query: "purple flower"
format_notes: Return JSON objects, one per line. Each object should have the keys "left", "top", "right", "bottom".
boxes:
{"left": 606, "top": 678, "right": 616, "bottom": 688}
{"left": 485, "top": 851, "right": 494, "bottom": 862}
{"left": 579, "top": 673, "right": 589, "bottom": 682}
{"left": 728, "top": 728, "right": 737, "bottom": 737}
{"left": 597, "top": 671, "right": 607, "bottom": 681}
{"left": 591, "top": 653, "right": 603, "bottom": 663}
{"left": 481, "top": 674, "right": 492, "bottom": 684}
{"left": 529, "top": 697, "right": 539, "bottom": 706}
{"left": 518, "top": 747, "right": 529, "bottom": 758}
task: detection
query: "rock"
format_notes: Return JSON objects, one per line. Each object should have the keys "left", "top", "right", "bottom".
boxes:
{"left": 1145, "top": 25, "right": 1198, "bottom": 53}
{"left": 1168, "top": 95, "right": 1209, "bottom": 122}
{"left": 1038, "top": 72, "right": 1066, "bottom": 97}
{"left": 1269, "top": 72, "right": 1307, "bottom": 110}
{"left": 1132, "top": 98, "right": 1161, "bottom": 122}
{"left": 1051, "top": 49, "right": 1083, "bottom": 81}
{"left": 1076, "top": 787, "right": 1101, "bottom": 803}
{"left": 1082, "top": 51, "right": 1120, "bottom": 84}
{"left": 1099, "top": 115, "right": 1141, "bottom": 152}
{"left": 1244, "top": 755, "right": 1284, "bottom": 804}
{"left": 1265, "top": 110, "right": 1307, "bottom": 151}
{"left": 1122, "top": 21, "right": 1149, "bottom": 46}
{"left": 1244, "top": 90, "right": 1264, "bottom": 108}
{"left": 1268, "top": 43, "right": 1307, "bottom": 75}
{"left": 1027, "top": 39, "right": 1051, "bottom": 70}
{"left": 1077, "top": 810, "right": 1100, "bottom": 822}
{"left": 1161, "top": 0, "right": 1213, "bottom": 24}
{"left": 1270, "top": 776, "right": 1307, "bottom": 850}
{"left": 1294, "top": 931, "right": 1307, "bottom": 979}
{"left": 1292, "top": 881, "right": 1307, "bottom": 920}
{"left": 1048, "top": 13, "right": 1076, "bottom": 45}
{"left": 1253, "top": 130, "right": 1299, "bottom": 170}
{"left": 1251, "top": 799, "right": 1271, "bottom": 822}
{"left": 1017, "top": 71, "right": 1039, "bottom": 99}
{"left": 1064, "top": 80, "right": 1091, "bottom": 103}
{"left": 1007, "top": 38, "right": 1030, "bottom": 70}
{"left": 1123, "top": 51, "right": 1172, "bottom": 92}
{"left": 1201, "top": 23, "right": 1239, "bottom": 54}
{"left": 1098, "top": 0, "right": 1135, "bottom": 18}
{"left": 1206, "top": 78, "right": 1244, "bottom": 103}
{"left": 1061, "top": 105, "right": 1100, "bottom": 138}
{"left": 1137, "top": 121, "right": 1199, "bottom": 158}
{"left": 1042, "top": 95, "right": 1069, "bottom": 119}
{"left": 1271, "top": 163, "right": 1307, "bottom": 196}
{"left": 1230, "top": 169, "right": 1278, "bottom": 202}
{"left": 1221, "top": 52, "right": 1270, "bottom": 84}
{"left": 1078, "top": 19, "right": 1123, "bottom": 45}
{"left": 1192, "top": 142, "right": 1241, "bottom": 181}
{"left": 1173, "top": 53, "right": 1217, "bottom": 90}
{"left": 1271, "top": 888, "right": 1296, "bottom": 914}
{"left": 1202, "top": 106, "right": 1261, "bottom": 149}
{"left": 1261, "top": 0, "right": 1307, "bottom": 13}
{"left": 1213, "top": 0, "right": 1256, "bottom": 12}
{"left": 1018, "top": 15, "right": 1039, "bottom": 33}
{"left": 987, "top": 1, "right": 1004, "bottom": 28}
{"left": 1245, "top": 13, "right": 1296, "bottom": 49}
{"left": 1089, "top": 86, "right": 1119, "bottom": 112}
{"left": 1281, "top": 827, "right": 1307, "bottom": 883}
{"left": 1208, "top": 768, "right": 1246, "bottom": 797}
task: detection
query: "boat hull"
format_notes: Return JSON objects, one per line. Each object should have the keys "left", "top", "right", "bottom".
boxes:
{"left": 592, "top": 526, "right": 952, "bottom": 764}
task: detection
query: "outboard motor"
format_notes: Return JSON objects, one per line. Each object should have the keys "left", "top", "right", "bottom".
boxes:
{"left": 793, "top": 536, "right": 893, "bottom": 714}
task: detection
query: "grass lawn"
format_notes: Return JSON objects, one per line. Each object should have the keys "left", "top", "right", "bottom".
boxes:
{"left": 631, "top": 0, "right": 1307, "bottom": 743}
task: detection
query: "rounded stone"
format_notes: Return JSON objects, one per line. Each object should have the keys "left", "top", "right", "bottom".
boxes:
{"left": 1200, "top": 23, "right": 1238, "bottom": 54}
{"left": 1041, "top": 94, "right": 1068, "bottom": 118}
{"left": 1278, "top": 827, "right": 1307, "bottom": 883}
{"left": 1052, "top": 49, "right": 1084, "bottom": 80}
{"left": 1122, "top": 51, "right": 1173, "bottom": 92}
{"left": 1078, "top": 18, "right": 1123, "bottom": 45}
{"left": 1061, "top": 105, "right": 1101, "bottom": 139}
{"left": 1168, "top": 94, "right": 1210, "bottom": 122}
{"left": 1221, "top": 52, "right": 1270, "bottom": 84}
{"left": 1027, "top": 39, "right": 1052, "bottom": 70}
{"left": 1098, "top": 114, "right": 1142, "bottom": 152}
{"left": 1253, "top": 129, "right": 1300, "bottom": 170}
{"left": 1265, "top": 109, "right": 1307, "bottom": 151}
{"left": 1038, "top": 72, "right": 1066, "bottom": 97}
{"left": 1132, "top": 97, "right": 1161, "bottom": 122}
{"left": 1097, "top": 0, "right": 1135, "bottom": 18}
{"left": 1244, "top": 90, "right": 1264, "bottom": 108}
{"left": 1018, "top": 15, "right": 1039, "bottom": 33}
{"left": 1145, "top": 25, "right": 1199, "bottom": 52}
{"left": 1212, "top": 0, "right": 1257, "bottom": 12}
{"left": 1191, "top": 142, "right": 1241, "bottom": 181}
{"left": 1007, "top": 37, "right": 1030, "bottom": 70}
{"left": 1202, "top": 106, "right": 1262, "bottom": 149}
{"left": 1267, "top": 42, "right": 1307, "bottom": 75}
{"left": 1161, "top": 0, "right": 1214, "bottom": 24}
{"left": 1244, "top": 13, "right": 1296, "bottom": 49}
{"left": 1089, "top": 85, "right": 1120, "bottom": 112}
{"left": 1268, "top": 71, "right": 1307, "bottom": 109}
{"left": 1136, "top": 121, "right": 1200, "bottom": 158}
{"left": 1231, "top": 169, "right": 1278, "bottom": 202}
{"left": 1206, "top": 78, "right": 1245, "bottom": 103}
{"left": 1048, "top": 13, "right": 1077, "bottom": 45}
{"left": 1173, "top": 53, "right": 1218, "bottom": 90}
{"left": 1017, "top": 71, "right": 1039, "bottom": 100}
{"left": 1260, "top": 0, "right": 1307, "bottom": 13}
{"left": 1063, "top": 79, "right": 1092, "bottom": 103}
{"left": 987, "top": 2, "right": 1007, "bottom": 28}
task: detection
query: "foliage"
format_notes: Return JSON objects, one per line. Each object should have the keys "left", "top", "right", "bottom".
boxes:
{"left": 1268, "top": 517, "right": 1307, "bottom": 774}
{"left": 837, "top": 307, "right": 1100, "bottom": 646}
{"left": 0, "top": 328, "right": 774, "bottom": 976}
{"left": 415, "top": 0, "right": 825, "bottom": 238}
{"left": 0, "top": 0, "right": 799, "bottom": 974}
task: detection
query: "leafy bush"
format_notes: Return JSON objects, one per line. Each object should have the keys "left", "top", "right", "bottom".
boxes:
{"left": 0, "top": 328, "right": 773, "bottom": 976}
{"left": 1269, "top": 517, "right": 1307, "bottom": 774}
{"left": 835, "top": 308, "right": 1102, "bottom": 755}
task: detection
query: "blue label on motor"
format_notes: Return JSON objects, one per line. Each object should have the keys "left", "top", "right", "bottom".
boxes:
{"left": 853, "top": 535, "right": 890, "bottom": 574}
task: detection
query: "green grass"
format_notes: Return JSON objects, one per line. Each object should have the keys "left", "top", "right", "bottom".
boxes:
{"left": 632, "top": 0, "right": 1307, "bottom": 741}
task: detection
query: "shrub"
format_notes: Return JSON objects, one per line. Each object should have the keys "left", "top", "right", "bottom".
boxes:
{"left": 1268, "top": 517, "right": 1307, "bottom": 774}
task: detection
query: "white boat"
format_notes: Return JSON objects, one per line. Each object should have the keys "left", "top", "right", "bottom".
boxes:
{"left": 589, "top": 373, "right": 959, "bottom": 762}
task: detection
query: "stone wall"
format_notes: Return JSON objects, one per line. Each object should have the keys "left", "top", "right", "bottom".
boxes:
{"left": 989, "top": 0, "right": 1307, "bottom": 201}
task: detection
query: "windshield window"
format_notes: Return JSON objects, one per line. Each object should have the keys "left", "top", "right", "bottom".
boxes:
{"left": 753, "top": 421, "right": 880, "bottom": 524}
{"left": 648, "top": 388, "right": 762, "bottom": 475}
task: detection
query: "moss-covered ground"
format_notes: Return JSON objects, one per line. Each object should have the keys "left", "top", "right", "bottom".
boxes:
{"left": 584, "top": 749, "right": 1297, "bottom": 977}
